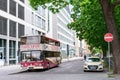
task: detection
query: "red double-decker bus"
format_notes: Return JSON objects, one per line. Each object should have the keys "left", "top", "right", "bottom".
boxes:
{"left": 20, "top": 35, "right": 62, "bottom": 70}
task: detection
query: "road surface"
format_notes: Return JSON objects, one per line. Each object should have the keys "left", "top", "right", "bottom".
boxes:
{"left": 0, "top": 59, "right": 119, "bottom": 80}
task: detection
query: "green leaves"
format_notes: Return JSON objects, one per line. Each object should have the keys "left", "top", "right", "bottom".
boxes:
{"left": 29, "top": 0, "right": 110, "bottom": 53}
{"left": 114, "top": 5, "right": 120, "bottom": 40}
{"left": 29, "top": 0, "right": 69, "bottom": 13}
{"left": 68, "top": 0, "right": 108, "bottom": 52}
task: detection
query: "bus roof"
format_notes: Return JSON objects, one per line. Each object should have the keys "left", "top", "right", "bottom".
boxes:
{"left": 41, "top": 35, "right": 60, "bottom": 42}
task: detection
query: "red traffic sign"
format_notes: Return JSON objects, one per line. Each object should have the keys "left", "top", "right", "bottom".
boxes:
{"left": 104, "top": 33, "right": 113, "bottom": 42}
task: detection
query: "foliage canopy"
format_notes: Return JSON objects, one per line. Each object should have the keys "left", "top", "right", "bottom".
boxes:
{"left": 29, "top": 0, "right": 120, "bottom": 53}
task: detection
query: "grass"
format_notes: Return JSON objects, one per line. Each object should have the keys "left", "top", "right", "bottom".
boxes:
{"left": 108, "top": 74, "right": 115, "bottom": 78}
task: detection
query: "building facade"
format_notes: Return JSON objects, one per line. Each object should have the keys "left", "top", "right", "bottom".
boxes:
{"left": 51, "top": 6, "right": 76, "bottom": 59}
{"left": 74, "top": 34, "right": 81, "bottom": 57}
{"left": 0, "top": 0, "right": 81, "bottom": 65}
{"left": 0, "top": 0, "right": 47, "bottom": 65}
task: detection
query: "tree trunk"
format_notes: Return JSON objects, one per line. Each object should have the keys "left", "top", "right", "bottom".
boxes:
{"left": 100, "top": 0, "right": 120, "bottom": 74}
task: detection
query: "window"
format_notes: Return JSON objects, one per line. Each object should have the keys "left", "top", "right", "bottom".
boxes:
{"left": 35, "top": 15, "right": 46, "bottom": 30}
{"left": 31, "top": 51, "right": 41, "bottom": 61}
{"left": 87, "top": 58, "right": 100, "bottom": 62}
{"left": 32, "top": 28, "right": 34, "bottom": 34}
{"left": 9, "top": 40, "right": 16, "bottom": 58}
{"left": 45, "top": 52, "right": 53, "bottom": 57}
{"left": 42, "top": 7, "right": 45, "bottom": 17}
{"left": 35, "top": 15, "right": 42, "bottom": 28}
{"left": 37, "top": 6, "right": 45, "bottom": 17}
{"left": 0, "top": 0, "right": 7, "bottom": 12}
{"left": 21, "top": 37, "right": 26, "bottom": 44}
{"left": 18, "top": 42, "right": 21, "bottom": 62}
{"left": 18, "top": 23, "right": 24, "bottom": 38}
{"left": 9, "top": 60, "right": 16, "bottom": 64}
{"left": 38, "top": 31, "right": 41, "bottom": 35}
{"left": 0, "top": 16, "right": 7, "bottom": 35}
{"left": 42, "top": 19, "right": 45, "bottom": 30}
{"left": 10, "top": 0, "right": 16, "bottom": 16}
{"left": 0, "top": 39, "right": 6, "bottom": 59}
{"left": 20, "top": 0, "right": 24, "bottom": 3}
{"left": 18, "top": 4, "right": 24, "bottom": 20}
{"left": 9, "top": 20, "right": 16, "bottom": 37}
{"left": 21, "top": 51, "right": 41, "bottom": 62}
{"left": 32, "top": 12, "right": 34, "bottom": 25}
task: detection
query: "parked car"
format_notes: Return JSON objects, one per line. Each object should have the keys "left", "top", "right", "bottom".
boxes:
{"left": 83, "top": 57, "right": 104, "bottom": 72}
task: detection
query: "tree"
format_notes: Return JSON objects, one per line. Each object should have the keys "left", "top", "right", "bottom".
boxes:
{"left": 29, "top": 0, "right": 120, "bottom": 74}
{"left": 99, "top": 0, "right": 120, "bottom": 74}
{"left": 67, "top": 0, "right": 108, "bottom": 57}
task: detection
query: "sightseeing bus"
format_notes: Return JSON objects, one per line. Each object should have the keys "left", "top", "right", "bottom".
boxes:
{"left": 20, "top": 35, "right": 62, "bottom": 70}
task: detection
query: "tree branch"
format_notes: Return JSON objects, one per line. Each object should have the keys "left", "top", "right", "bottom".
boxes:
{"left": 112, "top": 0, "right": 120, "bottom": 9}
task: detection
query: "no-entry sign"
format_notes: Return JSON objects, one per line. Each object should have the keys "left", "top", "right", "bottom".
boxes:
{"left": 104, "top": 33, "right": 113, "bottom": 42}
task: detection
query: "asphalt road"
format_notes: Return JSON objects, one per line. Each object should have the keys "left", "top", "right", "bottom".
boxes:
{"left": 0, "top": 59, "right": 118, "bottom": 80}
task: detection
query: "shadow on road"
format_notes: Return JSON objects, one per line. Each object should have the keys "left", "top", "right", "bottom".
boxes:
{"left": 8, "top": 69, "right": 47, "bottom": 75}
{"left": 8, "top": 66, "right": 59, "bottom": 75}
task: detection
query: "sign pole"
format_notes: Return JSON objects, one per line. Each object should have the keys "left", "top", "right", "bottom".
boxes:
{"left": 108, "top": 42, "right": 110, "bottom": 72}
{"left": 104, "top": 33, "right": 113, "bottom": 73}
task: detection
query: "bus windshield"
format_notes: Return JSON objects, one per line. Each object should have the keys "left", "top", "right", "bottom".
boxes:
{"left": 21, "top": 51, "right": 44, "bottom": 62}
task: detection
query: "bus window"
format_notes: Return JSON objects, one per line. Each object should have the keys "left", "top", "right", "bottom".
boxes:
{"left": 45, "top": 51, "right": 53, "bottom": 57}
{"left": 21, "top": 51, "right": 42, "bottom": 62}
{"left": 31, "top": 51, "right": 40, "bottom": 61}
{"left": 21, "top": 36, "right": 41, "bottom": 44}
{"left": 53, "top": 52, "right": 60, "bottom": 57}
{"left": 41, "top": 36, "right": 60, "bottom": 46}
{"left": 40, "top": 52, "right": 45, "bottom": 60}
{"left": 55, "top": 42, "right": 60, "bottom": 46}
{"left": 24, "top": 52, "right": 31, "bottom": 62}
{"left": 26, "top": 36, "right": 40, "bottom": 44}
{"left": 21, "top": 37, "right": 27, "bottom": 45}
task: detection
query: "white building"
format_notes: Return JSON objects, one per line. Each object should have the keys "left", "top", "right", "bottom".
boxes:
{"left": 0, "top": 0, "right": 79, "bottom": 65}
{"left": 0, "top": 0, "right": 48, "bottom": 65}
{"left": 51, "top": 6, "right": 76, "bottom": 58}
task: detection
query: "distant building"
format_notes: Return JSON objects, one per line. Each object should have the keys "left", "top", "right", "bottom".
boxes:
{"left": 74, "top": 34, "right": 80, "bottom": 57}
{"left": 82, "top": 40, "right": 91, "bottom": 56}
{"left": 50, "top": 6, "right": 76, "bottom": 58}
